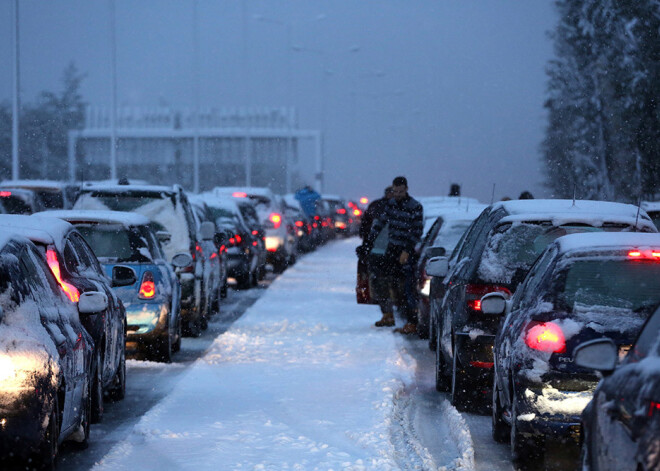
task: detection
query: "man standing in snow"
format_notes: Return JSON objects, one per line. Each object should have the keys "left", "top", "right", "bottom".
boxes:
{"left": 368, "top": 176, "right": 423, "bottom": 333}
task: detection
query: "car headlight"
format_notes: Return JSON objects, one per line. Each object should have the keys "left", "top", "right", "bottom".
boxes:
{"left": 421, "top": 278, "right": 431, "bottom": 297}
{"left": 0, "top": 356, "right": 17, "bottom": 383}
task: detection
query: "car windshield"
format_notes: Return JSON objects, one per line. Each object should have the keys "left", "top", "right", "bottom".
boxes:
{"left": 76, "top": 223, "right": 152, "bottom": 263}
{"left": 478, "top": 223, "right": 612, "bottom": 283}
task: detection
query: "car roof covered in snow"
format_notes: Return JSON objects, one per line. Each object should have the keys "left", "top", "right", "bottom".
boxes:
{"left": 555, "top": 232, "right": 660, "bottom": 255}
{"left": 213, "top": 186, "right": 274, "bottom": 200}
{"left": 33, "top": 210, "right": 150, "bottom": 228}
{"left": 283, "top": 194, "right": 303, "bottom": 210}
{"left": 321, "top": 194, "right": 344, "bottom": 202}
{"left": 0, "top": 179, "right": 71, "bottom": 190}
{"left": 192, "top": 193, "right": 242, "bottom": 212}
{"left": 492, "top": 199, "right": 656, "bottom": 231}
{"left": 79, "top": 183, "right": 177, "bottom": 194}
{"left": 642, "top": 201, "right": 660, "bottom": 212}
{"left": 0, "top": 214, "right": 73, "bottom": 251}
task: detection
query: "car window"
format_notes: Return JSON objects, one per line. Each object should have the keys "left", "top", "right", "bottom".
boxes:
{"left": 20, "top": 247, "right": 60, "bottom": 304}
{"left": 626, "top": 306, "right": 660, "bottom": 362}
{"left": 68, "top": 232, "right": 104, "bottom": 275}
{"left": 63, "top": 239, "right": 81, "bottom": 274}
{"left": 518, "top": 247, "right": 558, "bottom": 309}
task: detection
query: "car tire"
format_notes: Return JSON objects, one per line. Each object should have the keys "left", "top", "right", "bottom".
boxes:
{"left": 36, "top": 392, "right": 60, "bottom": 470}
{"left": 91, "top": 348, "right": 104, "bottom": 423}
{"left": 236, "top": 271, "right": 251, "bottom": 290}
{"left": 152, "top": 334, "right": 172, "bottom": 363}
{"left": 510, "top": 390, "right": 543, "bottom": 467}
{"left": 172, "top": 315, "right": 182, "bottom": 353}
{"left": 183, "top": 313, "right": 202, "bottom": 337}
{"left": 451, "top": 343, "right": 471, "bottom": 411}
{"left": 492, "top": 381, "right": 510, "bottom": 443}
{"left": 435, "top": 334, "right": 450, "bottom": 392}
{"left": 107, "top": 341, "right": 126, "bottom": 402}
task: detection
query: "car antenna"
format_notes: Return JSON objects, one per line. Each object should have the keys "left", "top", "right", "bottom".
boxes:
{"left": 490, "top": 183, "right": 496, "bottom": 205}
{"left": 634, "top": 195, "right": 642, "bottom": 232}
{"left": 572, "top": 184, "right": 577, "bottom": 207}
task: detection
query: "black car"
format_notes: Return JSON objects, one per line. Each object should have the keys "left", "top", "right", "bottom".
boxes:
{"left": 0, "top": 214, "right": 128, "bottom": 424}
{"left": 0, "top": 235, "right": 103, "bottom": 468}
{"left": 0, "top": 188, "right": 47, "bottom": 214}
{"left": 427, "top": 199, "right": 656, "bottom": 409}
{"left": 576, "top": 302, "right": 660, "bottom": 471}
{"left": 488, "top": 232, "right": 660, "bottom": 466}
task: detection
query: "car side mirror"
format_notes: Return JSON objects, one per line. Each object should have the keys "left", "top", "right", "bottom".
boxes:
{"left": 426, "top": 246, "right": 446, "bottom": 258}
{"left": 156, "top": 231, "right": 172, "bottom": 244}
{"left": 426, "top": 256, "right": 449, "bottom": 278}
{"left": 171, "top": 252, "right": 194, "bottom": 269}
{"left": 112, "top": 265, "right": 137, "bottom": 287}
{"left": 78, "top": 291, "right": 108, "bottom": 314}
{"left": 200, "top": 221, "right": 215, "bottom": 241}
{"left": 574, "top": 338, "right": 618, "bottom": 374}
{"left": 480, "top": 292, "right": 507, "bottom": 315}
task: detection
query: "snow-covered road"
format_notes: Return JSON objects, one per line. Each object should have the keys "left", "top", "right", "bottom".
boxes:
{"left": 88, "top": 238, "right": 475, "bottom": 470}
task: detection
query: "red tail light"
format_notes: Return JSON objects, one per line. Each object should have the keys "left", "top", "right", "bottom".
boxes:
{"left": 629, "top": 251, "right": 642, "bottom": 257}
{"left": 235, "top": 234, "right": 242, "bottom": 244}
{"left": 252, "top": 241, "right": 258, "bottom": 246}
{"left": 229, "top": 237, "right": 236, "bottom": 245}
{"left": 648, "top": 401, "right": 660, "bottom": 417}
{"left": 0, "top": 191, "right": 11, "bottom": 197}
{"left": 269, "top": 213, "right": 282, "bottom": 229}
{"left": 295, "top": 220, "right": 304, "bottom": 227}
{"left": 138, "top": 271, "right": 156, "bottom": 299}
{"left": 465, "top": 284, "right": 511, "bottom": 311}
{"left": 252, "top": 230, "right": 258, "bottom": 236}
{"left": 525, "top": 322, "right": 566, "bottom": 353}
{"left": 337, "top": 208, "right": 346, "bottom": 214}
{"left": 46, "top": 249, "right": 80, "bottom": 302}
{"left": 628, "top": 249, "right": 660, "bottom": 260}
{"left": 232, "top": 191, "right": 247, "bottom": 198}
{"left": 353, "top": 208, "right": 362, "bottom": 216}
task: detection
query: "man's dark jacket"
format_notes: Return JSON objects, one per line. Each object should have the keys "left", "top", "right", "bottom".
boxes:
{"left": 359, "top": 197, "right": 389, "bottom": 242}
{"left": 369, "top": 194, "right": 424, "bottom": 259}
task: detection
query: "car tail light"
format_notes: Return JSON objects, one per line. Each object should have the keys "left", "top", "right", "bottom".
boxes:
{"left": 336, "top": 221, "right": 347, "bottom": 229}
{"left": 232, "top": 192, "right": 247, "bottom": 198}
{"left": 269, "top": 213, "right": 282, "bottom": 229}
{"left": 252, "top": 230, "right": 258, "bottom": 236}
{"left": 360, "top": 197, "right": 369, "bottom": 204}
{"left": 353, "top": 208, "right": 362, "bottom": 216}
{"left": 313, "top": 222, "right": 318, "bottom": 228}
{"left": 628, "top": 249, "right": 660, "bottom": 260}
{"left": 138, "top": 271, "right": 156, "bottom": 299}
{"left": 252, "top": 241, "right": 258, "bottom": 246}
{"left": 648, "top": 401, "right": 660, "bottom": 417}
{"left": 229, "top": 237, "right": 236, "bottom": 245}
{"left": 235, "top": 234, "right": 242, "bottom": 244}
{"left": 465, "top": 284, "right": 511, "bottom": 312}
{"left": 46, "top": 248, "right": 80, "bottom": 302}
{"left": 295, "top": 220, "right": 304, "bottom": 227}
{"left": 0, "top": 191, "right": 11, "bottom": 197}
{"left": 337, "top": 208, "right": 346, "bottom": 214}
{"left": 525, "top": 322, "right": 566, "bottom": 353}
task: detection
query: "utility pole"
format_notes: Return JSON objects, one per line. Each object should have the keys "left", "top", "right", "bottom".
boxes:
{"left": 110, "top": 0, "right": 118, "bottom": 180}
{"left": 192, "top": 0, "right": 200, "bottom": 193}
{"left": 11, "top": 0, "right": 20, "bottom": 181}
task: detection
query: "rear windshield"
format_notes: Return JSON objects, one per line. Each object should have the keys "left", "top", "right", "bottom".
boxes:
{"left": 75, "top": 191, "right": 190, "bottom": 259}
{"left": 648, "top": 211, "right": 660, "bottom": 231}
{"left": 0, "top": 194, "right": 32, "bottom": 214}
{"left": 478, "top": 223, "right": 618, "bottom": 283}
{"left": 76, "top": 223, "right": 152, "bottom": 263}
{"left": 559, "top": 259, "right": 660, "bottom": 313}
{"left": 433, "top": 221, "right": 472, "bottom": 254}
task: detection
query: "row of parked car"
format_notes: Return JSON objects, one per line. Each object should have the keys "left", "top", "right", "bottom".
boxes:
{"left": 0, "top": 178, "right": 361, "bottom": 469}
{"left": 401, "top": 196, "right": 660, "bottom": 469}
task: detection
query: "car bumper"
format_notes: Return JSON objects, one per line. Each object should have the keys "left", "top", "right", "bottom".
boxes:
{"left": 124, "top": 301, "right": 170, "bottom": 348}
{"left": 0, "top": 398, "right": 50, "bottom": 457}
{"left": 513, "top": 384, "right": 593, "bottom": 442}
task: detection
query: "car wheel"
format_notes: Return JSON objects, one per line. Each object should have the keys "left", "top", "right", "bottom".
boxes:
{"left": 492, "top": 380, "right": 510, "bottom": 443}
{"left": 510, "top": 390, "right": 543, "bottom": 467}
{"left": 172, "top": 315, "right": 182, "bottom": 353}
{"left": 151, "top": 333, "right": 172, "bottom": 363}
{"left": 236, "top": 271, "right": 251, "bottom": 290}
{"left": 221, "top": 281, "right": 228, "bottom": 298}
{"left": 35, "top": 392, "right": 60, "bottom": 470}
{"left": 435, "top": 334, "right": 450, "bottom": 392}
{"left": 183, "top": 312, "right": 202, "bottom": 337}
{"left": 107, "top": 341, "right": 126, "bottom": 402}
{"left": 91, "top": 348, "right": 104, "bottom": 423}
{"left": 451, "top": 344, "right": 471, "bottom": 411}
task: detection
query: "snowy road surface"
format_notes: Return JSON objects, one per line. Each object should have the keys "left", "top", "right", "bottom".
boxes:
{"left": 85, "top": 238, "right": 474, "bottom": 470}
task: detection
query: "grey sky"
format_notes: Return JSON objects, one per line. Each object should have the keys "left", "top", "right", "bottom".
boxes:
{"left": 0, "top": 1, "right": 557, "bottom": 202}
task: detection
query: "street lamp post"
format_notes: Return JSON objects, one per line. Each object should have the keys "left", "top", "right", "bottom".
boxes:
{"left": 11, "top": 0, "right": 20, "bottom": 181}
{"left": 110, "top": 0, "right": 118, "bottom": 181}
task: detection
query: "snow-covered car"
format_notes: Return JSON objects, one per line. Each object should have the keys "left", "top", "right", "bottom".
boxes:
{"left": 427, "top": 199, "right": 657, "bottom": 410}
{"left": 0, "top": 179, "right": 80, "bottom": 209}
{"left": 575, "top": 302, "right": 660, "bottom": 471}
{"left": 214, "top": 187, "right": 296, "bottom": 273}
{"left": 320, "top": 194, "right": 354, "bottom": 237}
{"left": 40, "top": 210, "right": 188, "bottom": 363}
{"left": 416, "top": 206, "right": 485, "bottom": 341}
{"left": 74, "top": 183, "right": 209, "bottom": 337}
{"left": 0, "top": 214, "right": 127, "bottom": 422}
{"left": 0, "top": 235, "right": 100, "bottom": 467}
{"left": 487, "top": 232, "right": 660, "bottom": 466}
{"left": 0, "top": 188, "right": 47, "bottom": 214}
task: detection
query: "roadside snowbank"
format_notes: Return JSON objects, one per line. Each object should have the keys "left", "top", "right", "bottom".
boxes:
{"left": 93, "top": 238, "right": 471, "bottom": 470}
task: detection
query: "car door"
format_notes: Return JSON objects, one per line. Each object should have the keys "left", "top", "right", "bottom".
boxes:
{"left": 66, "top": 231, "right": 122, "bottom": 384}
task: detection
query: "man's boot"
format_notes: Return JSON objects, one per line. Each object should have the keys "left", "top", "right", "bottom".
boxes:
{"left": 375, "top": 312, "right": 395, "bottom": 327}
{"left": 394, "top": 322, "right": 417, "bottom": 335}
